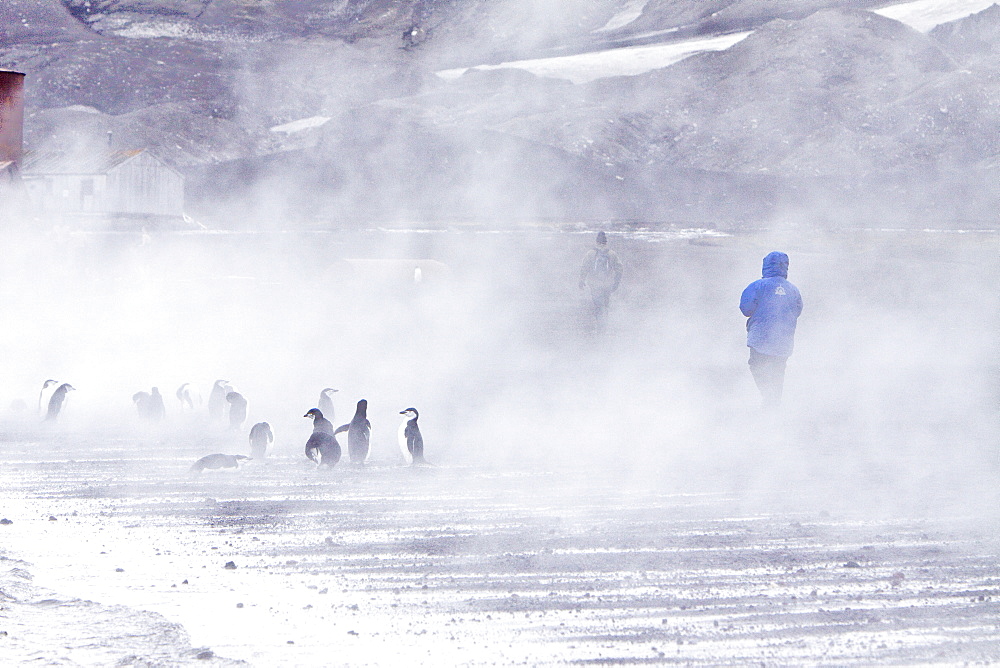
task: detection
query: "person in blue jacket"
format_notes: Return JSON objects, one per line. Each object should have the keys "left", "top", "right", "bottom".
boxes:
{"left": 740, "top": 251, "right": 803, "bottom": 408}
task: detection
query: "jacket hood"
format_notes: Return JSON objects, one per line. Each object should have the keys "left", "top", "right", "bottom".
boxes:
{"left": 762, "top": 251, "right": 788, "bottom": 278}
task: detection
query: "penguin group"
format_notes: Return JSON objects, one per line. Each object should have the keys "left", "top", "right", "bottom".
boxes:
{"left": 27, "top": 377, "right": 433, "bottom": 472}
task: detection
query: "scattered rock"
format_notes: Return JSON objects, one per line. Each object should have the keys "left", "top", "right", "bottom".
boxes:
{"left": 182, "top": 579, "right": 189, "bottom": 584}
{"left": 844, "top": 561, "right": 862, "bottom": 569}
{"left": 0, "top": 519, "right": 12, "bottom": 525}
{"left": 115, "top": 568, "right": 124, "bottom": 572}
{"left": 348, "top": 630, "right": 358, "bottom": 636}
{"left": 48, "top": 516, "right": 57, "bottom": 521}
{"left": 236, "top": 603, "right": 244, "bottom": 608}
{"left": 224, "top": 561, "right": 237, "bottom": 570}
{"left": 196, "top": 649, "right": 214, "bottom": 659}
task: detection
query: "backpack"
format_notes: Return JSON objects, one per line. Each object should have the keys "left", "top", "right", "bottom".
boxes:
{"left": 592, "top": 248, "right": 612, "bottom": 278}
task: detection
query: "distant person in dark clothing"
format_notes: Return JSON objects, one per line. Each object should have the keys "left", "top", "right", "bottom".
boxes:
{"left": 740, "top": 251, "right": 803, "bottom": 408}
{"left": 579, "top": 231, "right": 623, "bottom": 327}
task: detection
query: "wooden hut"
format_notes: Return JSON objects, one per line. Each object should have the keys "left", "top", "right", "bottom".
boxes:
{"left": 22, "top": 149, "right": 184, "bottom": 218}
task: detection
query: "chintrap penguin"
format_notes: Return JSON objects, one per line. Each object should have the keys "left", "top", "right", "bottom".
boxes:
{"left": 38, "top": 379, "right": 59, "bottom": 416}
{"left": 176, "top": 383, "right": 195, "bottom": 410}
{"left": 304, "top": 408, "right": 340, "bottom": 467}
{"left": 334, "top": 399, "right": 370, "bottom": 465}
{"left": 45, "top": 383, "right": 75, "bottom": 422}
{"left": 249, "top": 421, "right": 274, "bottom": 459}
{"left": 208, "top": 380, "right": 230, "bottom": 421}
{"left": 191, "top": 453, "right": 250, "bottom": 474}
{"left": 317, "top": 388, "right": 338, "bottom": 422}
{"left": 397, "top": 408, "right": 427, "bottom": 465}
{"left": 226, "top": 391, "right": 247, "bottom": 431}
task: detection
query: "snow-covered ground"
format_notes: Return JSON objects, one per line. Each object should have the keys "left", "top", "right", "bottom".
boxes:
{"left": 437, "top": 0, "right": 998, "bottom": 84}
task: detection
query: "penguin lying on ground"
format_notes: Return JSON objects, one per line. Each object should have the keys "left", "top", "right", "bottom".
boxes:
{"left": 397, "top": 407, "right": 427, "bottom": 465}
{"left": 249, "top": 421, "right": 273, "bottom": 459}
{"left": 191, "top": 453, "right": 249, "bottom": 473}
{"left": 335, "top": 399, "right": 370, "bottom": 465}
{"left": 304, "top": 408, "right": 340, "bottom": 467}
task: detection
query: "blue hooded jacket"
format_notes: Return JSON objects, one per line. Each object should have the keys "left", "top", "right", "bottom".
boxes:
{"left": 740, "top": 251, "right": 803, "bottom": 357}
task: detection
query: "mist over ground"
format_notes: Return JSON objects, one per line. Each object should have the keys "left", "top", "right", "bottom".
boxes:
{"left": 2, "top": 1, "right": 1000, "bottom": 664}
{"left": 0, "top": 224, "right": 995, "bottom": 519}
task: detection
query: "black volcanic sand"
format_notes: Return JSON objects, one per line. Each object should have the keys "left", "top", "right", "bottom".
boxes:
{"left": 0, "top": 227, "right": 997, "bottom": 665}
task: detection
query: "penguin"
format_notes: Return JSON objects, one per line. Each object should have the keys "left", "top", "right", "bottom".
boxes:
{"left": 249, "top": 421, "right": 273, "bottom": 459}
{"left": 38, "top": 379, "right": 58, "bottom": 415}
{"left": 208, "top": 380, "right": 229, "bottom": 420}
{"left": 190, "top": 453, "right": 250, "bottom": 473}
{"left": 149, "top": 387, "right": 165, "bottom": 422}
{"left": 132, "top": 390, "right": 152, "bottom": 420}
{"left": 334, "top": 399, "right": 370, "bottom": 465}
{"left": 317, "top": 388, "right": 338, "bottom": 422}
{"left": 226, "top": 391, "right": 247, "bottom": 431}
{"left": 304, "top": 408, "right": 340, "bottom": 467}
{"left": 176, "top": 383, "right": 194, "bottom": 410}
{"left": 397, "top": 407, "right": 426, "bottom": 465}
{"left": 45, "top": 383, "right": 74, "bottom": 422}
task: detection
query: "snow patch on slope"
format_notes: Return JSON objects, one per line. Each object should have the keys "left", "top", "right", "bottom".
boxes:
{"left": 270, "top": 116, "right": 331, "bottom": 134}
{"left": 876, "top": 0, "right": 1000, "bottom": 31}
{"left": 593, "top": 0, "right": 651, "bottom": 33}
{"left": 437, "top": 32, "right": 750, "bottom": 84}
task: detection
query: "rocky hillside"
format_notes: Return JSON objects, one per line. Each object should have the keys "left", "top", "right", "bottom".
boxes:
{"left": 3, "top": 0, "right": 1000, "bottom": 226}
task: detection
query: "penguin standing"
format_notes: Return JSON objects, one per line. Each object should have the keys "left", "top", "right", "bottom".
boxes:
{"left": 226, "top": 391, "right": 247, "bottom": 431}
{"left": 45, "top": 383, "right": 75, "bottom": 422}
{"left": 249, "top": 421, "right": 273, "bottom": 459}
{"left": 190, "top": 453, "right": 249, "bottom": 473}
{"left": 317, "top": 388, "right": 338, "bottom": 422}
{"left": 133, "top": 390, "right": 152, "bottom": 420}
{"left": 37, "top": 379, "right": 58, "bottom": 416}
{"left": 397, "top": 407, "right": 426, "bottom": 465}
{"left": 335, "top": 399, "right": 370, "bottom": 465}
{"left": 149, "top": 387, "right": 165, "bottom": 422}
{"left": 304, "top": 408, "right": 340, "bottom": 467}
{"left": 208, "top": 380, "right": 229, "bottom": 421}
{"left": 176, "top": 383, "right": 194, "bottom": 410}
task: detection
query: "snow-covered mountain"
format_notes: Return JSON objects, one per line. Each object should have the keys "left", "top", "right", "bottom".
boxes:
{"left": 3, "top": 0, "right": 1000, "bottom": 226}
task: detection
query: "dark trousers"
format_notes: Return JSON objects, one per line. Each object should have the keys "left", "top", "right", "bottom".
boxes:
{"left": 589, "top": 288, "right": 611, "bottom": 326}
{"left": 748, "top": 347, "right": 787, "bottom": 408}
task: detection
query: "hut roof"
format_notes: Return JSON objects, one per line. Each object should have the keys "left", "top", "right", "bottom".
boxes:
{"left": 22, "top": 149, "right": 148, "bottom": 175}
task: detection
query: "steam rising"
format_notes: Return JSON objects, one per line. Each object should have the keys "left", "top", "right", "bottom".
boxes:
{"left": 1, "top": 0, "right": 999, "bottom": 525}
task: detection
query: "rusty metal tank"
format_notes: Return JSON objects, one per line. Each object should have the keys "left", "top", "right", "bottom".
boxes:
{"left": 0, "top": 71, "right": 25, "bottom": 168}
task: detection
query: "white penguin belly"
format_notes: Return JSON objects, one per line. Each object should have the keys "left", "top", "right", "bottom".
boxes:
{"left": 398, "top": 421, "right": 413, "bottom": 465}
